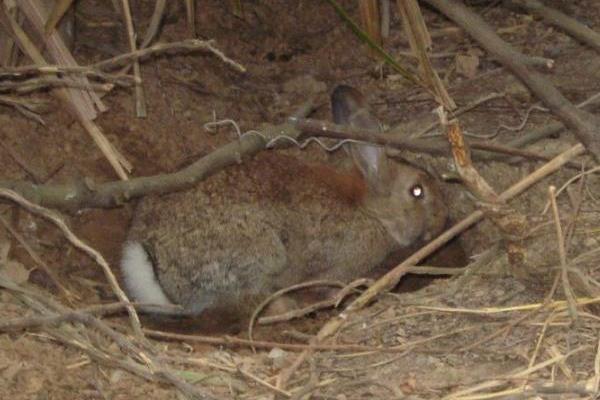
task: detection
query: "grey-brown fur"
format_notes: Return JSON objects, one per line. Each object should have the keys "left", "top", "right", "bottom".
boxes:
{"left": 123, "top": 85, "right": 448, "bottom": 325}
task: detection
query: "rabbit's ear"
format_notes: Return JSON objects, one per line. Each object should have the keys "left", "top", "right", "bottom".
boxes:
{"left": 331, "top": 85, "right": 390, "bottom": 195}
{"left": 349, "top": 143, "right": 391, "bottom": 196}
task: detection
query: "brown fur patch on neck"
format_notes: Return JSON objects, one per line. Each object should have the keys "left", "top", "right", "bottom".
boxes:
{"left": 309, "top": 164, "right": 368, "bottom": 205}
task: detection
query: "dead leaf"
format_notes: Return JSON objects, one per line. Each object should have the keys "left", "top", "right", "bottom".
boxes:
{"left": 455, "top": 53, "right": 480, "bottom": 79}
{"left": 1, "top": 260, "right": 31, "bottom": 285}
{"left": 400, "top": 374, "right": 418, "bottom": 394}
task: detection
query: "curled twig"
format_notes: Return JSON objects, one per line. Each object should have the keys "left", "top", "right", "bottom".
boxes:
{"left": 257, "top": 278, "right": 373, "bottom": 326}
{"left": 204, "top": 118, "right": 365, "bottom": 152}
{"left": 248, "top": 280, "right": 347, "bottom": 349}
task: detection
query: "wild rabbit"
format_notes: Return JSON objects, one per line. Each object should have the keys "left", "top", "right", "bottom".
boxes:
{"left": 121, "top": 85, "right": 448, "bottom": 327}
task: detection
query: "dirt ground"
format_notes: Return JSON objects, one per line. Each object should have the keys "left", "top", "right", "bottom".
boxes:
{"left": 2, "top": 0, "right": 600, "bottom": 399}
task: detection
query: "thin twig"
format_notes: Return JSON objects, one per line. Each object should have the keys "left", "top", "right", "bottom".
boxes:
{"left": 593, "top": 333, "right": 600, "bottom": 393}
{"left": 184, "top": 0, "right": 196, "bottom": 37}
{"left": 520, "top": 311, "right": 557, "bottom": 390}
{"left": 0, "top": 301, "right": 181, "bottom": 332}
{"left": 0, "top": 188, "right": 143, "bottom": 338}
{"left": 548, "top": 185, "right": 578, "bottom": 322}
{"left": 563, "top": 168, "right": 585, "bottom": 252}
{"left": 145, "top": 329, "right": 398, "bottom": 352}
{"left": 0, "top": 76, "right": 115, "bottom": 93}
{"left": 248, "top": 280, "right": 346, "bottom": 349}
{"left": 0, "top": 302, "right": 128, "bottom": 331}
{"left": 0, "top": 214, "right": 71, "bottom": 299}
{"left": 119, "top": 0, "right": 146, "bottom": 117}
{"left": 257, "top": 280, "right": 368, "bottom": 326}
{"left": 140, "top": 0, "right": 166, "bottom": 49}
{"left": 0, "top": 65, "right": 138, "bottom": 85}
{"left": 413, "top": 92, "right": 505, "bottom": 137}
{"left": 419, "top": 296, "right": 600, "bottom": 315}
{"left": 92, "top": 39, "right": 246, "bottom": 73}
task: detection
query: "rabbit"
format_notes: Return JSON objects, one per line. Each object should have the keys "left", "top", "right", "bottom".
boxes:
{"left": 120, "top": 85, "right": 448, "bottom": 328}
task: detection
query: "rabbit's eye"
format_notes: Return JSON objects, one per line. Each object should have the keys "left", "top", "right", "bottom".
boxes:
{"left": 410, "top": 184, "right": 424, "bottom": 199}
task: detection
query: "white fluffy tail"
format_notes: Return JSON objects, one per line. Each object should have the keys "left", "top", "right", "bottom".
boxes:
{"left": 121, "top": 242, "right": 173, "bottom": 311}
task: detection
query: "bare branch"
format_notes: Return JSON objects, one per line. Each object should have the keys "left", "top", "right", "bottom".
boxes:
{"left": 424, "top": 0, "right": 600, "bottom": 161}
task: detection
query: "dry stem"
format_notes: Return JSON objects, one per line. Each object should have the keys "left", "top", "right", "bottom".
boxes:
{"left": 119, "top": 0, "right": 146, "bottom": 117}
{"left": 548, "top": 185, "right": 578, "bottom": 321}
{"left": 92, "top": 39, "right": 246, "bottom": 73}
